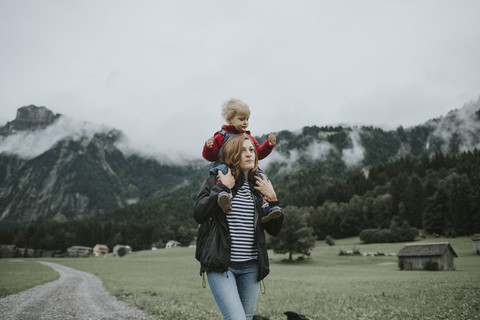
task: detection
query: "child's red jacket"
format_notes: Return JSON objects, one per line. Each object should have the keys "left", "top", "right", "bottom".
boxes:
{"left": 202, "top": 125, "right": 274, "bottom": 162}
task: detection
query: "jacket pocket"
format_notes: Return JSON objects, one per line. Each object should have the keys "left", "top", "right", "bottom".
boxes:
{"left": 202, "top": 219, "right": 230, "bottom": 272}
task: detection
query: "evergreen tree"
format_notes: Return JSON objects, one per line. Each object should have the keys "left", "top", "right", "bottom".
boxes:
{"left": 269, "top": 206, "right": 316, "bottom": 262}
{"left": 424, "top": 187, "right": 449, "bottom": 234}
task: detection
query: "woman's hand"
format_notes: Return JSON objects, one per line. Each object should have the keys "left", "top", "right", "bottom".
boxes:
{"left": 218, "top": 168, "right": 235, "bottom": 189}
{"left": 254, "top": 173, "right": 277, "bottom": 201}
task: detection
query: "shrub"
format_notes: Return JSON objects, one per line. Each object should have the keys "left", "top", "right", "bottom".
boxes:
{"left": 325, "top": 235, "right": 335, "bottom": 246}
{"left": 0, "top": 245, "right": 14, "bottom": 258}
{"left": 359, "top": 221, "right": 418, "bottom": 244}
{"left": 117, "top": 247, "right": 127, "bottom": 257}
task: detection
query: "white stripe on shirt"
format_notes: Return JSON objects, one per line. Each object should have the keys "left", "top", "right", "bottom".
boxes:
{"left": 227, "top": 181, "right": 258, "bottom": 262}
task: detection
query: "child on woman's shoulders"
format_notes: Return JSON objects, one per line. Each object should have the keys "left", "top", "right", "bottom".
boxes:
{"left": 203, "top": 98, "right": 282, "bottom": 223}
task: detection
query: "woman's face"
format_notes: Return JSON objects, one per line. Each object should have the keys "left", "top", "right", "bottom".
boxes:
{"left": 239, "top": 139, "right": 256, "bottom": 174}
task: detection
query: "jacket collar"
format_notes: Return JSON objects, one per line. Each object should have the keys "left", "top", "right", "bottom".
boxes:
{"left": 222, "top": 124, "right": 251, "bottom": 135}
{"left": 234, "top": 172, "right": 261, "bottom": 198}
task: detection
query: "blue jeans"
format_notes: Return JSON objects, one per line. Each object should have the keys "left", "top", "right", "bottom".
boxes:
{"left": 209, "top": 161, "right": 269, "bottom": 181}
{"left": 207, "top": 260, "right": 260, "bottom": 320}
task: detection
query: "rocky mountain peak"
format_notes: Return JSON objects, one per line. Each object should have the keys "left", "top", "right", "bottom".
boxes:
{"left": 0, "top": 105, "right": 61, "bottom": 135}
{"left": 16, "top": 105, "right": 57, "bottom": 123}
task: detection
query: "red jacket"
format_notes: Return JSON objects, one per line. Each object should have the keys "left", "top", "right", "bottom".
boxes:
{"left": 203, "top": 125, "right": 274, "bottom": 161}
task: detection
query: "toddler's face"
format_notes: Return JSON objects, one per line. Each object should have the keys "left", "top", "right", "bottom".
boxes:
{"left": 227, "top": 111, "right": 250, "bottom": 131}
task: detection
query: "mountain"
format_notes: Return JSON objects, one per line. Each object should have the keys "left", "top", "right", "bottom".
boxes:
{"left": 1, "top": 99, "right": 479, "bottom": 228}
{"left": 0, "top": 106, "right": 207, "bottom": 226}
{"left": 0, "top": 105, "right": 61, "bottom": 135}
{"left": 258, "top": 98, "right": 480, "bottom": 206}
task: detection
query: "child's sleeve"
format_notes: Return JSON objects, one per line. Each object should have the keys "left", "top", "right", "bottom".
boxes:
{"left": 202, "top": 133, "right": 223, "bottom": 161}
{"left": 250, "top": 135, "right": 274, "bottom": 160}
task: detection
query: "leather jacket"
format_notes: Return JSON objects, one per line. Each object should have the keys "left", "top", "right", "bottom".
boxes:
{"left": 193, "top": 173, "right": 283, "bottom": 281}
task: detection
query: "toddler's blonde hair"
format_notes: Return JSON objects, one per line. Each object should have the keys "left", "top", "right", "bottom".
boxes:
{"left": 222, "top": 98, "right": 250, "bottom": 121}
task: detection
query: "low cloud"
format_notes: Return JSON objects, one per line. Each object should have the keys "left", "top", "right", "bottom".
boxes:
{"left": 262, "top": 129, "right": 364, "bottom": 175}
{"left": 0, "top": 116, "right": 111, "bottom": 159}
{"left": 342, "top": 128, "right": 365, "bottom": 167}
{"left": 427, "top": 98, "right": 480, "bottom": 153}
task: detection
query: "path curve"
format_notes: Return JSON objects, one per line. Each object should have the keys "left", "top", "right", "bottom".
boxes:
{"left": 0, "top": 261, "right": 155, "bottom": 320}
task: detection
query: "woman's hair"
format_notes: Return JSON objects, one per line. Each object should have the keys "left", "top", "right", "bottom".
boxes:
{"left": 222, "top": 98, "right": 250, "bottom": 121}
{"left": 220, "top": 134, "right": 258, "bottom": 180}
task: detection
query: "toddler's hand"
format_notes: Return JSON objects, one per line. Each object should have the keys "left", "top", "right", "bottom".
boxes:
{"left": 205, "top": 137, "right": 214, "bottom": 148}
{"left": 268, "top": 132, "right": 276, "bottom": 146}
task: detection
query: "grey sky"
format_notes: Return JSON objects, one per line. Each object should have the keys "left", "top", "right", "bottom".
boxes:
{"left": 1, "top": 0, "right": 479, "bottom": 161}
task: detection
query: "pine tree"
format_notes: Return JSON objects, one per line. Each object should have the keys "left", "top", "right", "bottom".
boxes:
{"left": 269, "top": 206, "right": 316, "bottom": 262}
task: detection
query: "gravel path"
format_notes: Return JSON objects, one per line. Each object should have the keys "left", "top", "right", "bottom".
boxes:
{"left": 0, "top": 261, "right": 155, "bottom": 320}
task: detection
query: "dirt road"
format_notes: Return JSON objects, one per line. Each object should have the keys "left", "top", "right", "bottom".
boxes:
{"left": 0, "top": 261, "right": 155, "bottom": 320}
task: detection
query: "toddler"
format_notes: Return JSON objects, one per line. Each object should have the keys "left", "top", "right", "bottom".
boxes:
{"left": 203, "top": 98, "right": 282, "bottom": 223}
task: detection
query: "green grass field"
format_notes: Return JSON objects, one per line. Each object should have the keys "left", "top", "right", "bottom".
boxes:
{"left": 1, "top": 237, "right": 479, "bottom": 319}
{"left": 0, "top": 259, "right": 59, "bottom": 297}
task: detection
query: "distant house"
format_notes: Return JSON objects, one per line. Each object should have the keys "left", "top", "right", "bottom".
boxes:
{"left": 16, "top": 248, "right": 35, "bottom": 257}
{"left": 93, "top": 244, "right": 109, "bottom": 256}
{"left": 398, "top": 242, "right": 457, "bottom": 271}
{"left": 67, "top": 246, "right": 93, "bottom": 257}
{"left": 166, "top": 240, "right": 180, "bottom": 249}
{"left": 113, "top": 245, "right": 132, "bottom": 256}
{"left": 473, "top": 234, "right": 480, "bottom": 255}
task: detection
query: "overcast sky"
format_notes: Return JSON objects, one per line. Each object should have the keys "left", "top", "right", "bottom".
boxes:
{"left": 1, "top": 0, "right": 479, "bottom": 161}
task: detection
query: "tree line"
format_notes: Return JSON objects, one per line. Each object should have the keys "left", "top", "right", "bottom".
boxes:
{"left": 1, "top": 149, "right": 479, "bottom": 253}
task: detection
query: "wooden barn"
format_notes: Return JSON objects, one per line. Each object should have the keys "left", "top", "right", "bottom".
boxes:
{"left": 67, "top": 246, "right": 93, "bottom": 257}
{"left": 397, "top": 242, "right": 457, "bottom": 271}
{"left": 473, "top": 234, "right": 480, "bottom": 255}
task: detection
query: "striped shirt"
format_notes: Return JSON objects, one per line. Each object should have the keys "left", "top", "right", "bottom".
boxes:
{"left": 227, "top": 181, "right": 258, "bottom": 262}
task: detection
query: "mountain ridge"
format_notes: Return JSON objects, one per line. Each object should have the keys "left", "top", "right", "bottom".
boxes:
{"left": 1, "top": 99, "right": 479, "bottom": 227}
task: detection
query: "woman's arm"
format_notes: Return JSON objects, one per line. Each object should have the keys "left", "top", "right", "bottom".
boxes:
{"left": 254, "top": 173, "right": 283, "bottom": 235}
{"left": 263, "top": 213, "right": 283, "bottom": 236}
{"left": 193, "top": 174, "right": 230, "bottom": 224}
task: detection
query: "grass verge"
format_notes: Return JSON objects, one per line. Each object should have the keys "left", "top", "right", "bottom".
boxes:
{"left": 2, "top": 236, "right": 479, "bottom": 319}
{"left": 0, "top": 259, "right": 59, "bottom": 297}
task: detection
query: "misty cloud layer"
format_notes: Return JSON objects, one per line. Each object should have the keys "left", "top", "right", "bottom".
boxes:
{"left": 1, "top": 1, "right": 480, "bottom": 159}
{"left": 341, "top": 128, "right": 365, "bottom": 167}
{"left": 427, "top": 98, "right": 480, "bottom": 153}
{"left": 0, "top": 117, "right": 111, "bottom": 159}
{"left": 261, "top": 127, "right": 365, "bottom": 173}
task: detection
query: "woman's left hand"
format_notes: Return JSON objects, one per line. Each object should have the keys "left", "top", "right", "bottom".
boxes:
{"left": 254, "top": 173, "right": 277, "bottom": 201}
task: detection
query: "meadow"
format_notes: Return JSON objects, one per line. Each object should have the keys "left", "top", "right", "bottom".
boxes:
{"left": 1, "top": 237, "right": 479, "bottom": 319}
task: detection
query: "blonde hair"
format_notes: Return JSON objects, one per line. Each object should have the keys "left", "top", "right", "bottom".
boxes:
{"left": 222, "top": 98, "right": 250, "bottom": 121}
{"left": 220, "top": 135, "right": 258, "bottom": 180}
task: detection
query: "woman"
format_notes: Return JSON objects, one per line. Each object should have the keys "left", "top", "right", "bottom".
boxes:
{"left": 194, "top": 134, "right": 284, "bottom": 320}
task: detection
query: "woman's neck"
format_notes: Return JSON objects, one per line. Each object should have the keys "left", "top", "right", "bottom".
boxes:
{"left": 241, "top": 170, "right": 250, "bottom": 179}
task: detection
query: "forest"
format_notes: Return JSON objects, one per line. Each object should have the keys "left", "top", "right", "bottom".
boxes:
{"left": 1, "top": 148, "right": 479, "bottom": 254}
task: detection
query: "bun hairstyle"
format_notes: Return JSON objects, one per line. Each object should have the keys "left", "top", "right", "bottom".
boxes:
{"left": 220, "top": 134, "right": 258, "bottom": 180}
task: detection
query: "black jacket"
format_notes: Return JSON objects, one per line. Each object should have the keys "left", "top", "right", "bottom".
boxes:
{"left": 193, "top": 173, "right": 283, "bottom": 281}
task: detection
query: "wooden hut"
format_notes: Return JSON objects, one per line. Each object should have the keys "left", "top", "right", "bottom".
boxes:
{"left": 397, "top": 242, "right": 457, "bottom": 271}
{"left": 67, "top": 246, "right": 93, "bottom": 257}
{"left": 473, "top": 234, "right": 480, "bottom": 255}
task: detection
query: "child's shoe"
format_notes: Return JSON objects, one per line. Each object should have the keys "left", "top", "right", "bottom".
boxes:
{"left": 217, "top": 191, "right": 232, "bottom": 214}
{"left": 261, "top": 206, "right": 282, "bottom": 223}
